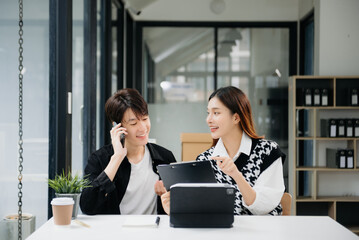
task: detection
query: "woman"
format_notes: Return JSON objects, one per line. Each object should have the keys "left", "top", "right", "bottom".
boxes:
{"left": 162, "top": 86, "right": 285, "bottom": 215}
{"left": 80, "top": 88, "right": 176, "bottom": 215}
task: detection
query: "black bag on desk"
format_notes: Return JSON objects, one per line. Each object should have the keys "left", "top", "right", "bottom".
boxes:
{"left": 170, "top": 183, "right": 235, "bottom": 228}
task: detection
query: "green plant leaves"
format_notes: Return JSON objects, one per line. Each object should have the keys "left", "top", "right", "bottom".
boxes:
{"left": 48, "top": 170, "right": 91, "bottom": 194}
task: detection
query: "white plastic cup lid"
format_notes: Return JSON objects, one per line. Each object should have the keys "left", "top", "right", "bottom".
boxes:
{"left": 51, "top": 197, "right": 74, "bottom": 206}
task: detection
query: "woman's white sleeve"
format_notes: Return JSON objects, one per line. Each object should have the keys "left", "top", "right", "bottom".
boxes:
{"left": 242, "top": 157, "right": 285, "bottom": 215}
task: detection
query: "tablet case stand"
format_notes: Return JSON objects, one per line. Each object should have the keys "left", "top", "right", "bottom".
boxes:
{"left": 170, "top": 183, "right": 235, "bottom": 228}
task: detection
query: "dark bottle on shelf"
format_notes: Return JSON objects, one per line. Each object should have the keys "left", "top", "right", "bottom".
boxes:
{"left": 336, "top": 149, "right": 346, "bottom": 168}
{"left": 350, "top": 88, "right": 358, "bottom": 106}
{"left": 346, "top": 119, "right": 353, "bottom": 137}
{"left": 329, "top": 119, "right": 337, "bottom": 137}
{"left": 304, "top": 88, "right": 312, "bottom": 106}
{"left": 346, "top": 149, "right": 354, "bottom": 169}
{"left": 321, "top": 88, "right": 328, "bottom": 106}
{"left": 354, "top": 119, "right": 359, "bottom": 137}
{"left": 337, "top": 119, "right": 346, "bottom": 137}
{"left": 313, "top": 89, "right": 321, "bottom": 106}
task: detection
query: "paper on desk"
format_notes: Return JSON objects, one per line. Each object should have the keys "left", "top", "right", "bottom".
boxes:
{"left": 122, "top": 216, "right": 159, "bottom": 227}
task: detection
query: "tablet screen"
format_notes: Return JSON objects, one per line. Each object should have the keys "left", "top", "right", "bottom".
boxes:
{"left": 157, "top": 160, "right": 217, "bottom": 190}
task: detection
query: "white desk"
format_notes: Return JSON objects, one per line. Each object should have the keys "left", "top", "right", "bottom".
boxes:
{"left": 27, "top": 215, "right": 358, "bottom": 240}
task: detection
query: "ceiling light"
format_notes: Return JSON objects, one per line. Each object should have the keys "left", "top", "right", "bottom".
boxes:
{"left": 210, "top": 0, "right": 226, "bottom": 15}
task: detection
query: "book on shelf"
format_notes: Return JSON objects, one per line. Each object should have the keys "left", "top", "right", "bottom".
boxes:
{"left": 320, "top": 119, "right": 329, "bottom": 137}
{"left": 326, "top": 148, "right": 338, "bottom": 168}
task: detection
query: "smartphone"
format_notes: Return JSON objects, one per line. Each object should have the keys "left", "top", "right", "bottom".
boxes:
{"left": 112, "top": 122, "right": 125, "bottom": 146}
{"left": 120, "top": 133, "right": 125, "bottom": 146}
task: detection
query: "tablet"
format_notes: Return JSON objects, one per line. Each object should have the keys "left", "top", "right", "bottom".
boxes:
{"left": 170, "top": 183, "right": 235, "bottom": 228}
{"left": 157, "top": 160, "right": 217, "bottom": 190}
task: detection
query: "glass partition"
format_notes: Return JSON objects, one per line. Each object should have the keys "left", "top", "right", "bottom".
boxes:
{"left": 143, "top": 27, "right": 215, "bottom": 160}
{"left": 217, "top": 28, "right": 289, "bottom": 148}
{"left": 72, "top": 0, "right": 85, "bottom": 176}
{"left": 143, "top": 26, "right": 289, "bottom": 169}
{"left": 0, "top": 0, "right": 49, "bottom": 228}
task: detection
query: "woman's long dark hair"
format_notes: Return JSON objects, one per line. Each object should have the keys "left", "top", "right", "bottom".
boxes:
{"left": 209, "top": 86, "right": 263, "bottom": 146}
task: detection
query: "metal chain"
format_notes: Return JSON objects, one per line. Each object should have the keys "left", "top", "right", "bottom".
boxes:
{"left": 18, "top": 0, "right": 24, "bottom": 239}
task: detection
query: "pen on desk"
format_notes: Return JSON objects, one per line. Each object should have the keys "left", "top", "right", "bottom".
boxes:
{"left": 155, "top": 216, "right": 160, "bottom": 226}
{"left": 73, "top": 219, "right": 91, "bottom": 228}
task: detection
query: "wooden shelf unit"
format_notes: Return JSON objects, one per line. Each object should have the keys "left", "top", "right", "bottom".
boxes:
{"left": 289, "top": 76, "right": 359, "bottom": 234}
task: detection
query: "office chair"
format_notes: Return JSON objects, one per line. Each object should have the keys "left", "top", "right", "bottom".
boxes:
{"left": 280, "top": 192, "right": 292, "bottom": 216}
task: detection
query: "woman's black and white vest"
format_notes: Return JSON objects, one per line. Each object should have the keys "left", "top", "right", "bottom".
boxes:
{"left": 196, "top": 138, "right": 286, "bottom": 215}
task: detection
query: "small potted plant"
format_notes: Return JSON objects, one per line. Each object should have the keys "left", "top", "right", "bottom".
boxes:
{"left": 48, "top": 170, "right": 91, "bottom": 219}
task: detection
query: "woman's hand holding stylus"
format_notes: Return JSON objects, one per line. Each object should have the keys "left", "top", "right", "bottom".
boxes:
{"left": 211, "top": 155, "right": 256, "bottom": 206}
{"left": 211, "top": 156, "right": 241, "bottom": 179}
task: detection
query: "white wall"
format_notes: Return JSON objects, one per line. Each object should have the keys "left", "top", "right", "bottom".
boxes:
{"left": 313, "top": 0, "right": 359, "bottom": 196}
{"left": 298, "top": 0, "right": 314, "bottom": 19}
{"left": 133, "top": 0, "right": 299, "bottom": 21}
{"left": 314, "top": 0, "right": 359, "bottom": 75}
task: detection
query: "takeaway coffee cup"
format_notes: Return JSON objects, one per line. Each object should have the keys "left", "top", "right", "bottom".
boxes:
{"left": 51, "top": 197, "right": 74, "bottom": 226}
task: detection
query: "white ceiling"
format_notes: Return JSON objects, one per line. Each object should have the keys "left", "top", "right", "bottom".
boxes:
{"left": 122, "top": 0, "right": 302, "bottom": 22}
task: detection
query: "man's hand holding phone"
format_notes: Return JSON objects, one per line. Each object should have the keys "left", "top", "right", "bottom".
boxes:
{"left": 111, "top": 122, "right": 127, "bottom": 159}
{"left": 113, "top": 121, "right": 126, "bottom": 146}
{"left": 105, "top": 122, "right": 128, "bottom": 181}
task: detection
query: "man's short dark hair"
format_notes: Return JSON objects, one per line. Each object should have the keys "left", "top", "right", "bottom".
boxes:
{"left": 105, "top": 88, "right": 148, "bottom": 124}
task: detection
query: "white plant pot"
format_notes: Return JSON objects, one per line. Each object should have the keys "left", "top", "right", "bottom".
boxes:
{"left": 0, "top": 213, "right": 35, "bottom": 240}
